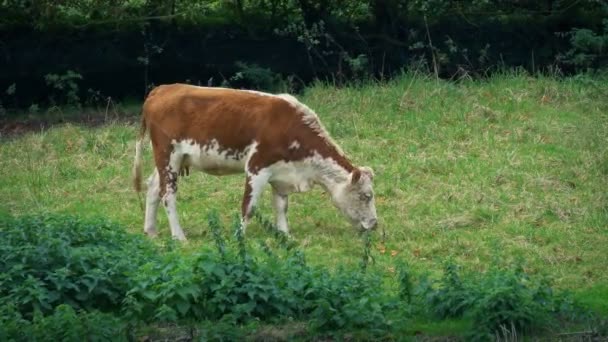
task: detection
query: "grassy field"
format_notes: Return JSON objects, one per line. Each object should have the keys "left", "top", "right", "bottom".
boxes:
{"left": 1, "top": 72, "right": 607, "bottom": 331}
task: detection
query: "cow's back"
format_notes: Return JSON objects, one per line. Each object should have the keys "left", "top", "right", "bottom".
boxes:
{"left": 143, "top": 84, "right": 297, "bottom": 151}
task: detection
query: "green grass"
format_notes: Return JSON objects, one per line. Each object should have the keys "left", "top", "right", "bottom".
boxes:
{"left": 1, "top": 72, "right": 607, "bottom": 334}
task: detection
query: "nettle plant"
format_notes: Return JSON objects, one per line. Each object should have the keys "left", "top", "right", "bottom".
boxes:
{"left": 0, "top": 304, "right": 128, "bottom": 341}
{"left": 0, "top": 212, "right": 591, "bottom": 340}
{"left": 417, "top": 261, "right": 580, "bottom": 340}
{"left": 0, "top": 214, "right": 154, "bottom": 317}
{"left": 124, "top": 211, "right": 396, "bottom": 337}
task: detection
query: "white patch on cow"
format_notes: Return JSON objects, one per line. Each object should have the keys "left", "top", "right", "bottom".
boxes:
{"left": 289, "top": 140, "right": 300, "bottom": 150}
{"left": 163, "top": 191, "right": 186, "bottom": 241}
{"left": 263, "top": 151, "right": 377, "bottom": 231}
{"left": 172, "top": 138, "right": 257, "bottom": 175}
{"left": 272, "top": 190, "right": 289, "bottom": 234}
{"left": 242, "top": 167, "right": 272, "bottom": 233}
{"left": 267, "top": 151, "right": 349, "bottom": 195}
{"left": 247, "top": 167, "right": 271, "bottom": 208}
{"left": 144, "top": 170, "right": 160, "bottom": 236}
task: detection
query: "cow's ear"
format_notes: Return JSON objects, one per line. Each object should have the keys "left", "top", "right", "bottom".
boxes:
{"left": 350, "top": 168, "right": 362, "bottom": 185}
{"left": 360, "top": 166, "right": 374, "bottom": 180}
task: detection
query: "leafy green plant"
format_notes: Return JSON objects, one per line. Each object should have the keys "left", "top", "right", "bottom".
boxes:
{"left": 226, "top": 61, "right": 294, "bottom": 93}
{"left": 425, "top": 263, "right": 476, "bottom": 319}
{"left": 44, "top": 70, "right": 83, "bottom": 106}
{"left": 467, "top": 266, "right": 559, "bottom": 340}
{"left": 396, "top": 262, "right": 413, "bottom": 304}
{"left": 559, "top": 19, "right": 608, "bottom": 72}
{"left": 306, "top": 268, "right": 394, "bottom": 336}
{"left": 360, "top": 230, "right": 374, "bottom": 272}
{"left": 421, "top": 261, "right": 580, "bottom": 339}
{"left": 0, "top": 304, "right": 128, "bottom": 341}
{"left": 208, "top": 211, "right": 227, "bottom": 259}
{"left": 0, "top": 214, "right": 155, "bottom": 317}
{"left": 124, "top": 211, "right": 396, "bottom": 337}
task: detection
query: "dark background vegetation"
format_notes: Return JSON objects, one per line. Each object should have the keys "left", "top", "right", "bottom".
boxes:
{"left": 0, "top": 0, "right": 606, "bottom": 110}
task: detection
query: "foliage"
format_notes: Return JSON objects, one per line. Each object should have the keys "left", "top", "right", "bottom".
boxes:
{"left": 0, "top": 304, "right": 128, "bottom": 341}
{"left": 2, "top": 0, "right": 606, "bottom": 110}
{"left": 0, "top": 214, "right": 154, "bottom": 317}
{"left": 559, "top": 18, "right": 608, "bottom": 72}
{"left": 419, "top": 261, "right": 579, "bottom": 339}
{"left": 424, "top": 263, "right": 476, "bottom": 319}
{"left": 0, "top": 203, "right": 601, "bottom": 339}
{"left": 44, "top": 70, "right": 83, "bottom": 106}
{"left": 124, "top": 211, "right": 395, "bottom": 337}
{"left": 225, "top": 61, "right": 295, "bottom": 93}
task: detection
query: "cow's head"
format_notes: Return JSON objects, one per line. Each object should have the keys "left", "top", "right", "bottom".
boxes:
{"left": 331, "top": 166, "right": 378, "bottom": 230}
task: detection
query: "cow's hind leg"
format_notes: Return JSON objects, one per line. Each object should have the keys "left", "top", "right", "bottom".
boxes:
{"left": 158, "top": 151, "right": 187, "bottom": 241}
{"left": 144, "top": 169, "right": 160, "bottom": 237}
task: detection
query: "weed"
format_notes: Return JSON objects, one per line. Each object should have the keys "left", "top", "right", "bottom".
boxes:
{"left": 207, "top": 210, "right": 227, "bottom": 259}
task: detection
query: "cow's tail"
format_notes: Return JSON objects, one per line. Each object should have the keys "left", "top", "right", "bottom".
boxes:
{"left": 132, "top": 114, "right": 147, "bottom": 193}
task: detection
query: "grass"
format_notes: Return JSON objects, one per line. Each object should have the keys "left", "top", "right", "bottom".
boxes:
{"left": 1, "top": 72, "right": 607, "bottom": 335}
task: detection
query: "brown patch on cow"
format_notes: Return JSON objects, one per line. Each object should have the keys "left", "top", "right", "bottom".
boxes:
{"left": 242, "top": 176, "right": 253, "bottom": 218}
{"left": 351, "top": 168, "right": 362, "bottom": 185}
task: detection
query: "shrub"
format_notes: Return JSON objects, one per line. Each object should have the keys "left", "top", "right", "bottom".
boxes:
{"left": 420, "top": 262, "right": 575, "bottom": 339}
{"left": 0, "top": 304, "right": 127, "bottom": 341}
{"left": 124, "top": 212, "right": 395, "bottom": 338}
{"left": 44, "top": 70, "right": 83, "bottom": 106}
{"left": 225, "top": 61, "right": 294, "bottom": 93}
{"left": 0, "top": 214, "right": 155, "bottom": 317}
{"left": 425, "top": 263, "right": 477, "bottom": 319}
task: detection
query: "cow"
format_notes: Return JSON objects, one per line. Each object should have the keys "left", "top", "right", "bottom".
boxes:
{"left": 132, "top": 84, "right": 377, "bottom": 241}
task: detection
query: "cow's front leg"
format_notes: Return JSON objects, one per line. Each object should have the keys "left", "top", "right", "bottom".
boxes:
{"left": 271, "top": 188, "right": 289, "bottom": 235}
{"left": 241, "top": 169, "right": 271, "bottom": 233}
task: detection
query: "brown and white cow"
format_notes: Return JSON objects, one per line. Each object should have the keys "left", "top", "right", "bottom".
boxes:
{"left": 132, "top": 84, "right": 377, "bottom": 241}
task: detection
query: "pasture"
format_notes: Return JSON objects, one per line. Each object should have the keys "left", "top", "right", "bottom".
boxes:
{"left": 1, "top": 72, "right": 607, "bottom": 339}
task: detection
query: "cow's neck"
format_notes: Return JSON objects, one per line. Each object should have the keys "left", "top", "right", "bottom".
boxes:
{"left": 308, "top": 149, "right": 355, "bottom": 194}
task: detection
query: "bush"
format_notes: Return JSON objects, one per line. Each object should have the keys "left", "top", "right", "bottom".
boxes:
{"left": 224, "top": 61, "right": 294, "bottom": 93}
{"left": 560, "top": 19, "right": 608, "bottom": 72}
{"left": 419, "top": 262, "right": 575, "bottom": 339}
{"left": 0, "top": 304, "right": 128, "bottom": 341}
{"left": 468, "top": 266, "right": 558, "bottom": 339}
{"left": 124, "top": 212, "right": 395, "bottom": 338}
{"left": 425, "top": 264, "right": 476, "bottom": 319}
{"left": 0, "top": 214, "right": 155, "bottom": 317}
{"left": 0, "top": 212, "right": 593, "bottom": 339}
